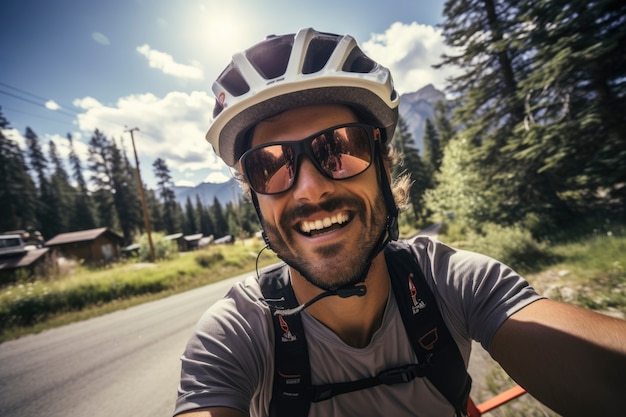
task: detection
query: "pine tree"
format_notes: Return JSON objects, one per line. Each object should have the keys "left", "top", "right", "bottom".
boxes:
{"left": 225, "top": 202, "right": 243, "bottom": 239}
{"left": 67, "top": 133, "right": 97, "bottom": 230}
{"left": 46, "top": 140, "right": 73, "bottom": 235}
{"left": 422, "top": 118, "right": 442, "bottom": 174}
{"left": 433, "top": 100, "right": 456, "bottom": 150}
{"left": 210, "top": 196, "right": 228, "bottom": 238}
{"left": 152, "top": 157, "right": 180, "bottom": 234}
{"left": 87, "top": 129, "right": 120, "bottom": 231}
{"left": 438, "top": 0, "right": 566, "bottom": 230}
{"left": 110, "top": 138, "right": 142, "bottom": 244}
{"left": 118, "top": 139, "right": 144, "bottom": 242}
{"left": 196, "top": 195, "right": 215, "bottom": 238}
{"left": 0, "top": 109, "right": 37, "bottom": 231}
{"left": 239, "top": 195, "right": 260, "bottom": 236}
{"left": 515, "top": 0, "right": 626, "bottom": 216}
{"left": 184, "top": 196, "right": 197, "bottom": 234}
{"left": 146, "top": 188, "right": 164, "bottom": 232}
{"left": 25, "top": 127, "right": 58, "bottom": 237}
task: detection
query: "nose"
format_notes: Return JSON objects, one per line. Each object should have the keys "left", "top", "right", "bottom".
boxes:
{"left": 291, "top": 156, "right": 335, "bottom": 202}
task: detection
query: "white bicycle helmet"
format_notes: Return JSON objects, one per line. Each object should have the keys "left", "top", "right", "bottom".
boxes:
{"left": 206, "top": 27, "right": 400, "bottom": 167}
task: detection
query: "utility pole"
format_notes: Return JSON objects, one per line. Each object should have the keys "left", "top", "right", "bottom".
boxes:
{"left": 126, "top": 127, "right": 155, "bottom": 263}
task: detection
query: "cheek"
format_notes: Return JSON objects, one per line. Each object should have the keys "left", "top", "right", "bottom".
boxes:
{"left": 257, "top": 195, "right": 284, "bottom": 226}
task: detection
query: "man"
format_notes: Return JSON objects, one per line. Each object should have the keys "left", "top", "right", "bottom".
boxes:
{"left": 175, "top": 28, "right": 626, "bottom": 417}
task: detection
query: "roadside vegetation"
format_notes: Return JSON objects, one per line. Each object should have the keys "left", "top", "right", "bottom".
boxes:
{"left": 0, "top": 238, "right": 278, "bottom": 342}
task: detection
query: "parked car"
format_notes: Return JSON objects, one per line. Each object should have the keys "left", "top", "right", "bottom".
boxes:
{"left": 0, "top": 234, "right": 28, "bottom": 257}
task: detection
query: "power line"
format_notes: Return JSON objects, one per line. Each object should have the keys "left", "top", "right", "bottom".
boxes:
{"left": 0, "top": 81, "right": 79, "bottom": 113}
{"left": 0, "top": 81, "right": 165, "bottom": 174}
{"left": 0, "top": 82, "right": 132, "bottom": 137}
{"left": 0, "top": 105, "right": 77, "bottom": 128}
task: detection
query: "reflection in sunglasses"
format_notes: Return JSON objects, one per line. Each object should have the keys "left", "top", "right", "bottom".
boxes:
{"left": 241, "top": 124, "right": 379, "bottom": 195}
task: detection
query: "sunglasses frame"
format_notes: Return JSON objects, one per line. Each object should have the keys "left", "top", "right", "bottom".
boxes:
{"left": 240, "top": 123, "right": 381, "bottom": 195}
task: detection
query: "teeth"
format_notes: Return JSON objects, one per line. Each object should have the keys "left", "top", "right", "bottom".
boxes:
{"left": 301, "top": 213, "right": 349, "bottom": 234}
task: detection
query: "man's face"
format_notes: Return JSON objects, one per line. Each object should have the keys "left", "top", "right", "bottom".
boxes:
{"left": 249, "top": 104, "right": 388, "bottom": 291}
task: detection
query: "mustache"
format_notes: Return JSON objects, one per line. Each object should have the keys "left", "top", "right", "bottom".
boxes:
{"left": 282, "top": 195, "right": 366, "bottom": 225}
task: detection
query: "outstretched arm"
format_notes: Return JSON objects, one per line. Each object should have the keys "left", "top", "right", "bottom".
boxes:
{"left": 491, "top": 299, "right": 626, "bottom": 416}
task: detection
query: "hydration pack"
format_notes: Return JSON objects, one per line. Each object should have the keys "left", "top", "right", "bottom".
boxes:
{"left": 259, "top": 240, "right": 472, "bottom": 417}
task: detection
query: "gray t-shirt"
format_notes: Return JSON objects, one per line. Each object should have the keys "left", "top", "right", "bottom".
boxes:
{"left": 175, "top": 236, "right": 543, "bottom": 416}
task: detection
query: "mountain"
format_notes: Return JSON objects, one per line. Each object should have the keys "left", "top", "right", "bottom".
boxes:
{"left": 398, "top": 84, "right": 446, "bottom": 151}
{"left": 173, "top": 177, "right": 242, "bottom": 206}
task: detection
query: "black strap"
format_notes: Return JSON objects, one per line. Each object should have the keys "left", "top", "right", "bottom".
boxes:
{"left": 385, "top": 240, "right": 471, "bottom": 415}
{"left": 310, "top": 363, "right": 427, "bottom": 402}
{"left": 260, "top": 264, "right": 312, "bottom": 417}
{"left": 260, "top": 241, "right": 472, "bottom": 417}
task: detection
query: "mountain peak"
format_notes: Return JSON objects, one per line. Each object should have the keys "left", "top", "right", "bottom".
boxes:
{"left": 398, "top": 84, "right": 447, "bottom": 151}
{"left": 402, "top": 84, "right": 445, "bottom": 104}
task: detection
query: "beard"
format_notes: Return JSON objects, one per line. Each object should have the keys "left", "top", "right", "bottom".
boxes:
{"left": 262, "top": 192, "right": 388, "bottom": 291}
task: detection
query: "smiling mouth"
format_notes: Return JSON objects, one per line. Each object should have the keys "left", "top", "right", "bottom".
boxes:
{"left": 299, "top": 213, "right": 350, "bottom": 236}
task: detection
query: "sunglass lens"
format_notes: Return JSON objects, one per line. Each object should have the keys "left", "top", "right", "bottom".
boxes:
{"left": 243, "top": 144, "right": 295, "bottom": 194}
{"left": 312, "top": 126, "right": 372, "bottom": 179}
{"left": 243, "top": 124, "right": 374, "bottom": 195}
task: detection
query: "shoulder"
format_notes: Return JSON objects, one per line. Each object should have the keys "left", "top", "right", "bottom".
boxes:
{"left": 405, "top": 235, "right": 529, "bottom": 293}
{"left": 195, "top": 273, "right": 272, "bottom": 336}
{"left": 177, "top": 274, "right": 275, "bottom": 415}
{"left": 402, "top": 235, "right": 544, "bottom": 349}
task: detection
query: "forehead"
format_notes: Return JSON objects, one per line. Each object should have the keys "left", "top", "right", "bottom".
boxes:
{"left": 250, "top": 104, "right": 359, "bottom": 148}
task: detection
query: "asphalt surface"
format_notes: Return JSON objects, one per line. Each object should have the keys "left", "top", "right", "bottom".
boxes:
{"left": 0, "top": 273, "right": 248, "bottom": 417}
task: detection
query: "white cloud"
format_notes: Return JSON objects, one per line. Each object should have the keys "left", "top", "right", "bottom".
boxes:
{"left": 362, "top": 22, "right": 462, "bottom": 94}
{"left": 45, "top": 100, "right": 61, "bottom": 110}
{"left": 1, "top": 127, "right": 26, "bottom": 149}
{"left": 203, "top": 171, "right": 231, "bottom": 184}
{"left": 92, "top": 32, "right": 110, "bottom": 46}
{"left": 174, "top": 179, "right": 196, "bottom": 187}
{"left": 46, "top": 131, "right": 89, "bottom": 162}
{"left": 71, "top": 90, "right": 226, "bottom": 187}
{"left": 136, "top": 44, "right": 204, "bottom": 80}
{"left": 73, "top": 96, "right": 102, "bottom": 110}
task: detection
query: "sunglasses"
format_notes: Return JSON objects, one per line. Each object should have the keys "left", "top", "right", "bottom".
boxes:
{"left": 240, "top": 123, "right": 380, "bottom": 195}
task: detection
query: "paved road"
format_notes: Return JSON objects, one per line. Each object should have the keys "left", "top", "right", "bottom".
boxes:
{"left": 0, "top": 272, "right": 251, "bottom": 417}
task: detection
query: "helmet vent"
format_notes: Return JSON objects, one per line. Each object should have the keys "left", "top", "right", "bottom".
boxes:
{"left": 212, "top": 99, "right": 223, "bottom": 118}
{"left": 342, "top": 46, "right": 376, "bottom": 74}
{"left": 247, "top": 35, "right": 294, "bottom": 79}
{"left": 302, "top": 37, "right": 340, "bottom": 74}
{"left": 220, "top": 64, "right": 250, "bottom": 97}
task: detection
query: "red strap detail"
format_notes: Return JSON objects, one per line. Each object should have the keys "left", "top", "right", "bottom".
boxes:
{"left": 418, "top": 328, "right": 439, "bottom": 350}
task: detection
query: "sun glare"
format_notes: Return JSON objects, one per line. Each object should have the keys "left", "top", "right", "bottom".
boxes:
{"left": 186, "top": 3, "right": 261, "bottom": 71}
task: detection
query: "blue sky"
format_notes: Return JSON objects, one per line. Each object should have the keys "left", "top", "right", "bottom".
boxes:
{"left": 1, "top": 0, "right": 457, "bottom": 188}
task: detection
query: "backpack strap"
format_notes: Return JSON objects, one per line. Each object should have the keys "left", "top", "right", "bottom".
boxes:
{"left": 260, "top": 240, "right": 472, "bottom": 417}
{"left": 384, "top": 240, "right": 472, "bottom": 416}
{"left": 259, "top": 264, "right": 312, "bottom": 417}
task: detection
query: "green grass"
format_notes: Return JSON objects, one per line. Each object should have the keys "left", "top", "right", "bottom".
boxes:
{"left": 537, "top": 229, "right": 626, "bottom": 313}
{"left": 0, "top": 240, "right": 279, "bottom": 342}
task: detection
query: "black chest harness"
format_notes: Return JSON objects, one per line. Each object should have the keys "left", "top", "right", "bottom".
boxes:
{"left": 259, "top": 240, "right": 472, "bottom": 417}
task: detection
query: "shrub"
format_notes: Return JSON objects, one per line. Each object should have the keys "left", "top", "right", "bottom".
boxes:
{"left": 137, "top": 232, "right": 178, "bottom": 262}
{"left": 195, "top": 250, "right": 225, "bottom": 268}
{"left": 466, "top": 223, "right": 554, "bottom": 273}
